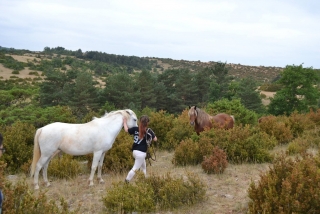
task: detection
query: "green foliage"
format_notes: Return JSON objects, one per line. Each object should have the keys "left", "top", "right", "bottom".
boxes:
{"left": 268, "top": 64, "right": 320, "bottom": 116}
{"left": 0, "top": 53, "right": 25, "bottom": 71}
{"left": 47, "top": 154, "right": 83, "bottom": 179}
{"left": 135, "top": 69, "right": 157, "bottom": 109}
{"left": 288, "top": 111, "right": 314, "bottom": 137}
{"left": 248, "top": 153, "right": 320, "bottom": 213}
{"left": 0, "top": 105, "right": 76, "bottom": 128}
{"left": 164, "top": 109, "right": 194, "bottom": 151}
{"left": 0, "top": 121, "right": 36, "bottom": 173}
{"left": 0, "top": 161, "right": 76, "bottom": 214}
{"left": 259, "top": 83, "right": 283, "bottom": 92}
{"left": 286, "top": 137, "right": 310, "bottom": 155}
{"left": 67, "top": 71, "right": 100, "bottom": 118}
{"left": 201, "top": 146, "right": 228, "bottom": 174}
{"left": 102, "top": 172, "right": 206, "bottom": 212}
{"left": 234, "top": 77, "right": 265, "bottom": 113}
{"left": 172, "top": 138, "right": 201, "bottom": 166}
{"left": 207, "top": 99, "right": 258, "bottom": 125}
{"left": 148, "top": 110, "right": 175, "bottom": 150}
{"left": 307, "top": 109, "right": 320, "bottom": 126}
{"left": 102, "top": 72, "right": 140, "bottom": 109}
{"left": 103, "top": 178, "right": 156, "bottom": 213}
{"left": 258, "top": 115, "right": 293, "bottom": 144}
{"left": 199, "top": 125, "right": 276, "bottom": 163}
{"left": 207, "top": 62, "right": 233, "bottom": 102}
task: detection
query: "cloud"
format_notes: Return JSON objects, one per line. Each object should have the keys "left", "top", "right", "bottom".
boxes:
{"left": 0, "top": 0, "right": 319, "bottom": 68}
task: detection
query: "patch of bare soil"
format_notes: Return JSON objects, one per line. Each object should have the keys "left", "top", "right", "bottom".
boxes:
{"left": 9, "top": 151, "right": 271, "bottom": 214}
{"left": 260, "top": 91, "right": 276, "bottom": 106}
{"left": 0, "top": 64, "right": 42, "bottom": 80}
{"left": 7, "top": 54, "right": 38, "bottom": 63}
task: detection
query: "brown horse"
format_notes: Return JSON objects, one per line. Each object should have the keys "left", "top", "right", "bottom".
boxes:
{"left": 188, "top": 106, "right": 235, "bottom": 135}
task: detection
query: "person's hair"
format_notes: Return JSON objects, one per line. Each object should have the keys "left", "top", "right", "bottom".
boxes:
{"left": 0, "top": 133, "right": 3, "bottom": 146}
{"left": 138, "top": 115, "right": 149, "bottom": 139}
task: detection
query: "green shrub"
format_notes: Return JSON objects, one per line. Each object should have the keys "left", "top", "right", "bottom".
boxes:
{"left": 286, "top": 137, "right": 309, "bottom": 155}
{"left": 102, "top": 172, "right": 206, "bottom": 212}
{"left": 259, "top": 83, "right": 283, "bottom": 92}
{"left": 206, "top": 99, "right": 258, "bottom": 125}
{"left": 201, "top": 146, "right": 228, "bottom": 174}
{"left": 248, "top": 153, "right": 320, "bottom": 213}
{"left": 47, "top": 154, "right": 83, "bottom": 179}
{"left": 165, "top": 109, "right": 194, "bottom": 151}
{"left": 12, "top": 70, "right": 20, "bottom": 74}
{"left": 307, "top": 109, "right": 320, "bottom": 126}
{"left": 102, "top": 178, "right": 156, "bottom": 213}
{"left": 258, "top": 115, "right": 293, "bottom": 144}
{"left": 148, "top": 110, "right": 175, "bottom": 150}
{"left": 0, "top": 161, "right": 77, "bottom": 214}
{"left": 172, "top": 138, "right": 201, "bottom": 166}
{"left": 0, "top": 121, "right": 36, "bottom": 173}
{"left": 288, "top": 111, "right": 314, "bottom": 137}
{"left": 199, "top": 125, "right": 276, "bottom": 163}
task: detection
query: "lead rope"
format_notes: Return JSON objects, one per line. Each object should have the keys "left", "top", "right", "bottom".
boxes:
{"left": 146, "top": 128, "right": 156, "bottom": 166}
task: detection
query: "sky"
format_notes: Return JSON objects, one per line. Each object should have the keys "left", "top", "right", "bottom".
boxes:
{"left": 1, "top": 0, "right": 320, "bottom": 68}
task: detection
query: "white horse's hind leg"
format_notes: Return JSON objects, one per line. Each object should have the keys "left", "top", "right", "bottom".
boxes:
{"left": 42, "top": 156, "right": 53, "bottom": 187}
{"left": 88, "top": 151, "right": 103, "bottom": 186}
{"left": 97, "top": 152, "right": 106, "bottom": 184}
{"left": 34, "top": 155, "right": 51, "bottom": 190}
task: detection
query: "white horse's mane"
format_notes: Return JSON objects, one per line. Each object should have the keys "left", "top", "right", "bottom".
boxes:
{"left": 101, "top": 109, "right": 131, "bottom": 119}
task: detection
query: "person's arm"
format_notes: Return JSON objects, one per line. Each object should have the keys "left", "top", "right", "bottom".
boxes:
{"left": 123, "top": 117, "right": 128, "bottom": 132}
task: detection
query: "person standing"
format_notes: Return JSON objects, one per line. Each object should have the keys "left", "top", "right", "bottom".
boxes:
{"left": 123, "top": 115, "right": 157, "bottom": 182}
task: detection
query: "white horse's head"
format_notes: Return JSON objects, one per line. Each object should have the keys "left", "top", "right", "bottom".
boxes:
{"left": 124, "top": 109, "right": 138, "bottom": 128}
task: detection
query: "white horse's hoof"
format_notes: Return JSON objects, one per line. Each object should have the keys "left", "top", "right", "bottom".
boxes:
{"left": 99, "top": 179, "right": 105, "bottom": 184}
{"left": 34, "top": 184, "right": 39, "bottom": 190}
{"left": 46, "top": 182, "right": 51, "bottom": 187}
{"left": 89, "top": 181, "right": 94, "bottom": 187}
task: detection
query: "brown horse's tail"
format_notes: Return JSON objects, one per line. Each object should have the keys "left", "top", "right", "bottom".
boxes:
{"left": 30, "top": 128, "right": 42, "bottom": 178}
{"left": 230, "top": 115, "right": 235, "bottom": 123}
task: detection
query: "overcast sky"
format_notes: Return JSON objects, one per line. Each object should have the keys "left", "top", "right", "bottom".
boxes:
{"left": 1, "top": 0, "right": 320, "bottom": 68}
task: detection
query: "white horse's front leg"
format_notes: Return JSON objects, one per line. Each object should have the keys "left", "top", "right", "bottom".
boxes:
{"left": 97, "top": 152, "right": 106, "bottom": 184}
{"left": 89, "top": 151, "right": 102, "bottom": 186}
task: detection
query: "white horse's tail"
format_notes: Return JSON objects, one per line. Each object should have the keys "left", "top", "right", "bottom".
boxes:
{"left": 30, "top": 128, "right": 42, "bottom": 177}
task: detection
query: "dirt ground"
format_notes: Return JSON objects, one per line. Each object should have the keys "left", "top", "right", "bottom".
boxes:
{"left": 8, "top": 150, "right": 271, "bottom": 214}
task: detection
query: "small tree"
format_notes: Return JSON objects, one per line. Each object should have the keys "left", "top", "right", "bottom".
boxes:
{"left": 268, "top": 64, "right": 320, "bottom": 116}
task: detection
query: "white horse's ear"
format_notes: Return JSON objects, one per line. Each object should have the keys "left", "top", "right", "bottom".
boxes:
{"left": 194, "top": 106, "right": 197, "bottom": 110}
{"left": 126, "top": 110, "right": 131, "bottom": 115}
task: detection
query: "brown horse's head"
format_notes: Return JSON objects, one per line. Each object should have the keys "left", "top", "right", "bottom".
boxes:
{"left": 188, "top": 106, "right": 197, "bottom": 126}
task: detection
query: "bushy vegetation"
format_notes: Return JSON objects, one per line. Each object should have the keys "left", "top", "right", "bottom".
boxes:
{"left": 47, "top": 154, "right": 83, "bottom": 179}
{"left": 248, "top": 153, "right": 320, "bottom": 213}
{"left": 0, "top": 121, "right": 35, "bottom": 173}
{"left": 201, "top": 146, "right": 228, "bottom": 174}
{"left": 102, "top": 172, "right": 206, "bottom": 213}
{"left": 198, "top": 125, "right": 277, "bottom": 163}
{"left": 0, "top": 161, "right": 77, "bottom": 214}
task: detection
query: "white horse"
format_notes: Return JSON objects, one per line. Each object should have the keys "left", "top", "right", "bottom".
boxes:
{"left": 30, "top": 109, "right": 138, "bottom": 190}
